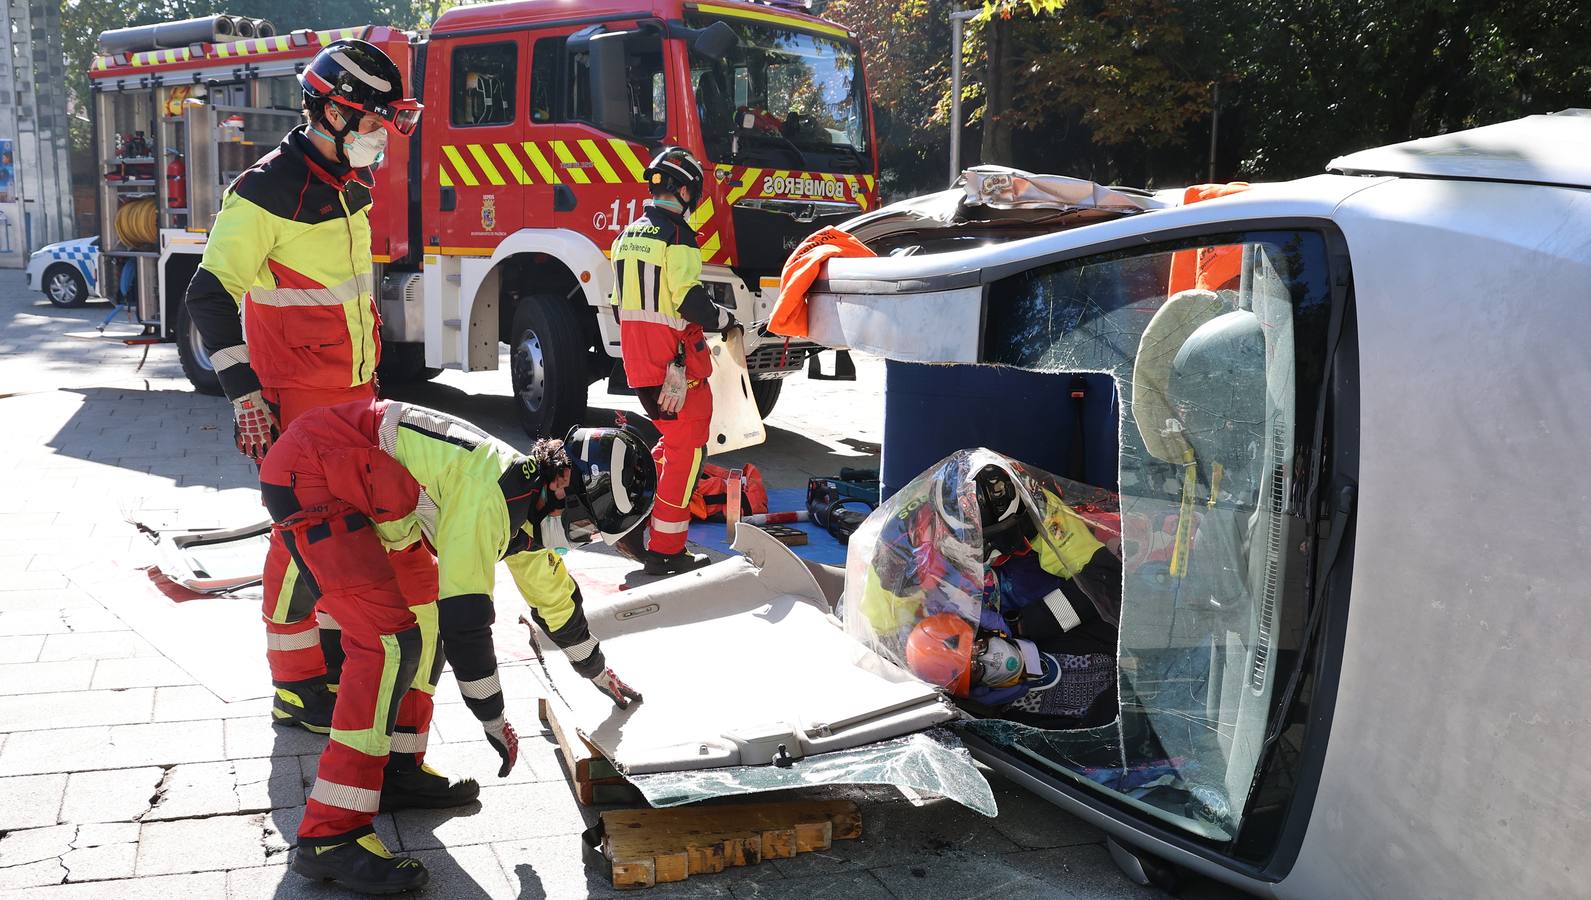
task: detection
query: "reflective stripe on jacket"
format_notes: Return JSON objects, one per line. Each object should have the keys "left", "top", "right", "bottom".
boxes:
{"left": 185, "top": 126, "right": 380, "bottom": 399}
{"left": 607, "top": 202, "right": 734, "bottom": 388}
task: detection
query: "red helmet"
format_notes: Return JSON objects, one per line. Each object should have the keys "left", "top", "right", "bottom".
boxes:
{"left": 905, "top": 613, "right": 975, "bottom": 697}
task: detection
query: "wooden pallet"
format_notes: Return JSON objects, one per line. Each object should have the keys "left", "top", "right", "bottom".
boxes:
{"left": 537, "top": 695, "right": 643, "bottom": 806}
{"left": 600, "top": 799, "right": 863, "bottom": 889}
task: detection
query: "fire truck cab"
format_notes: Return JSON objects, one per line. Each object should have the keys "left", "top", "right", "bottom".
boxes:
{"left": 89, "top": 0, "right": 878, "bottom": 438}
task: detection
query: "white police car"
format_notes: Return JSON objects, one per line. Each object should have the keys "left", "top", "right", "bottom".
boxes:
{"left": 25, "top": 236, "right": 100, "bottom": 308}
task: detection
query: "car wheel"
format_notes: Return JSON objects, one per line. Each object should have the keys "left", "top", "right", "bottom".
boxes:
{"left": 750, "top": 377, "right": 783, "bottom": 419}
{"left": 174, "top": 299, "right": 224, "bottom": 396}
{"left": 44, "top": 264, "right": 88, "bottom": 308}
{"left": 509, "top": 295, "right": 589, "bottom": 439}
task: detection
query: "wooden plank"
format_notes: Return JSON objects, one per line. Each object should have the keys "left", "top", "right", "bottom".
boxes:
{"left": 601, "top": 800, "right": 860, "bottom": 890}
{"left": 542, "top": 690, "right": 640, "bottom": 805}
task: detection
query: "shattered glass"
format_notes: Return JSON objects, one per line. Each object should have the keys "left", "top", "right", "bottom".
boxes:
{"left": 626, "top": 728, "right": 998, "bottom": 817}
{"left": 839, "top": 231, "right": 1332, "bottom": 844}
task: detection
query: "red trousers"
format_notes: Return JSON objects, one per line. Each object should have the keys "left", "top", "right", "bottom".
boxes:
{"left": 261, "top": 423, "right": 437, "bottom": 844}
{"left": 646, "top": 383, "right": 711, "bottom": 555}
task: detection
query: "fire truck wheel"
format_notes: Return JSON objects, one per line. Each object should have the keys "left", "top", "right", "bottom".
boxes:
{"left": 509, "top": 295, "right": 588, "bottom": 439}
{"left": 750, "top": 377, "right": 783, "bottom": 419}
{"left": 174, "top": 297, "right": 223, "bottom": 396}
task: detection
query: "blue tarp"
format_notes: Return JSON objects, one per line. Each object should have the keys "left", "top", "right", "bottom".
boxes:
{"left": 686, "top": 487, "right": 852, "bottom": 566}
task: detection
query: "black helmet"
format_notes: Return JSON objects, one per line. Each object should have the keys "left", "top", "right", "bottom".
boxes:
{"left": 564, "top": 426, "right": 656, "bottom": 543}
{"left": 300, "top": 39, "right": 422, "bottom": 136}
{"left": 645, "top": 146, "right": 706, "bottom": 209}
{"left": 971, "top": 464, "right": 1038, "bottom": 558}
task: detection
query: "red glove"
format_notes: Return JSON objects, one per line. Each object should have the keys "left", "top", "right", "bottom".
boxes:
{"left": 232, "top": 390, "right": 277, "bottom": 462}
{"left": 590, "top": 668, "right": 644, "bottom": 710}
{"left": 482, "top": 716, "right": 519, "bottom": 777}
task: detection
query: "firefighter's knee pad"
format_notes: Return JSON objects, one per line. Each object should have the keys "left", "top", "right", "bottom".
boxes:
{"left": 384, "top": 625, "right": 424, "bottom": 734}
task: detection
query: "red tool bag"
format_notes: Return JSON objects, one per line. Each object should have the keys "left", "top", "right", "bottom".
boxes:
{"left": 689, "top": 463, "right": 769, "bottom": 522}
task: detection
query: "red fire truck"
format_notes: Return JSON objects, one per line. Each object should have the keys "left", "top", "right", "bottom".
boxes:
{"left": 89, "top": 0, "right": 877, "bottom": 436}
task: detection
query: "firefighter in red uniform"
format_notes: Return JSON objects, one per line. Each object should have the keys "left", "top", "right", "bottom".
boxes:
{"left": 608, "top": 147, "right": 738, "bottom": 575}
{"left": 184, "top": 41, "right": 425, "bottom": 735}
{"left": 263, "top": 399, "right": 644, "bottom": 892}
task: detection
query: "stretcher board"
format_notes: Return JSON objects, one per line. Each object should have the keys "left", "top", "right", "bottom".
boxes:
{"left": 152, "top": 519, "right": 271, "bottom": 593}
{"left": 705, "top": 332, "right": 766, "bottom": 456}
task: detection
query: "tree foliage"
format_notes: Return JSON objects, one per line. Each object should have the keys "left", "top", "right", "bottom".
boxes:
{"left": 831, "top": 0, "right": 1591, "bottom": 197}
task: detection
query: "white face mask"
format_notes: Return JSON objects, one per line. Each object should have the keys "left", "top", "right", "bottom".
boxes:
{"left": 344, "top": 127, "right": 388, "bottom": 169}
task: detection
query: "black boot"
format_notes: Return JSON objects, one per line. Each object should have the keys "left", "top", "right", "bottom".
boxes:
{"left": 291, "top": 833, "right": 428, "bottom": 895}
{"left": 272, "top": 678, "right": 335, "bottom": 735}
{"left": 642, "top": 549, "right": 713, "bottom": 576}
{"left": 381, "top": 763, "right": 480, "bottom": 811}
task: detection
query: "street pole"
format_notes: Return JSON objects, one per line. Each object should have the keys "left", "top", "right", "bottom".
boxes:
{"left": 949, "top": 9, "right": 979, "bottom": 187}
{"left": 1208, "top": 81, "right": 1220, "bottom": 183}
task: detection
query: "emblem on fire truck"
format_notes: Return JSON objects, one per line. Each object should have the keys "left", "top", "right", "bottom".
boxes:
{"left": 481, "top": 195, "right": 497, "bottom": 232}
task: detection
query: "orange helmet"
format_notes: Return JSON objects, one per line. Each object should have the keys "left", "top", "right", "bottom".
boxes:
{"left": 905, "top": 613, "right": 976, "bottom": 697}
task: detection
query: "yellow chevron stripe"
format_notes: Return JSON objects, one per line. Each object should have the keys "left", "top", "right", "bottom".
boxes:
{"left": 438, "top": 161, "right": 454, "bottom": 188}
{"left": 688, "top": 197, "right": 715, "bottom": 231}
{"left": 700, "top": 232, "right": 722, "bottom": 262}
{"left": 494, "top": 143, "right": 530, "bottom": 185}
{"left": 467, "top": 144, "right": 507, "bottom": 186}
{"left": 550, "top": 141, "right": 591, "bottom": 184}
{"left": 216, "top": 44, "right": 230, "bottom": 58}
{"left": 724, "top": 168, "right": 761, "bottom": 205}
{"left": 442, "top": 146, "right": 479, "bottom": 187}
{"left": 578, "top": 139, "right": 621, "bottom": 183}
{"left": 863, "top": 174, "right": 876, "bottom": 189}
{"left": 522, "top": 142, "right": 560, "bottom": 183}
{"left": 609, "top": 140, "right": 647, "bottom": 181}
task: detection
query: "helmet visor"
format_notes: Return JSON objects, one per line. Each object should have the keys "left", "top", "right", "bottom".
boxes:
{"left": 331, "top": 95, "right": 423, "bottom": 136}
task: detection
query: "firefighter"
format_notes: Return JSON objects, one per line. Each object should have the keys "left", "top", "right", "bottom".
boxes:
{"left": 608, "top": 147, "right": 739, "bottom": 576}
{"left": 183, "top": 39, "right": 422, "bottom": 735}
{"left": 262, "top": 398, "right": 644, "bottom": 893}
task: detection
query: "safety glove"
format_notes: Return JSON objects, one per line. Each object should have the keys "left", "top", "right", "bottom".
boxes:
{"left": 232, "top": 390, "right": 278, "bottom": 461}
{"left": 482, "top": 716, "right": 519, "bottom": 777}
{"left": 590, "top": 668, "right": 644, "bottom": 710}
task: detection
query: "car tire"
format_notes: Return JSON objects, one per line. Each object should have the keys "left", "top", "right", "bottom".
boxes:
{"left": 750, "top": 377, "right": 783, "bottom": 419}
{"left": 509, "top": 295, "right": 589, "bottom": 439}
{"left": 43, "top": 264, "right": 88, "bottom": 308}
{"left": 174, "top": 299, "right": 224, "bottom": 396}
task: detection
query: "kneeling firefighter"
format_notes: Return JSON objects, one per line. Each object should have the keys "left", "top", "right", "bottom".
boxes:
{"left": 608, "top": 147, "right": 739, "bottom": 576}
{"left": 261, "top": 399, "right": 644, "bottom": 893}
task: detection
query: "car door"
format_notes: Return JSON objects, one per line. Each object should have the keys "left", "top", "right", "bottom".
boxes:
{"left": 430, "top": 34, "right": 528, "bottom": 254}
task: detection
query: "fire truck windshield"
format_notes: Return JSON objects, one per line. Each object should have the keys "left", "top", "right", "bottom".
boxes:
{"left": 689, "top": 17, "right": 870, "bottom": 174}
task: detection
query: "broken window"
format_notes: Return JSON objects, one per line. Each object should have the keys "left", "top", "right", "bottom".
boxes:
{"left": 844, "top": 230, "right": 1334, "bottom": 844}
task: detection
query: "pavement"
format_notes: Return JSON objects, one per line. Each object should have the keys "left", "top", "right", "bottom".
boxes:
{"left": 0, "top": 270, "right": 1240, "bottom": 899}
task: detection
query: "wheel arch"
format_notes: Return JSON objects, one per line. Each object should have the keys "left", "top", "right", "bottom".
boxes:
{"left": 458, "top": 228, "right": 617, "bottom": 367}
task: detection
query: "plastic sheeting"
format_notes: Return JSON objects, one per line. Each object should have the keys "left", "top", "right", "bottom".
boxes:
{"left": 626, "top": 727, "right": 998, "bottom": 817}
{"left": 841, "top": 448, "right": 1123, "bottom": 692}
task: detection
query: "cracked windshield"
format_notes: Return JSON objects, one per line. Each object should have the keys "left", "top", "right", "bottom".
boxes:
{"left": 690, "top": 16, "right": 870, "bottom": 173}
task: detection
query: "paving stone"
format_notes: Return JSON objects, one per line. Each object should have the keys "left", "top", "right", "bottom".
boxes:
{"left": 1002, "top": 845, "right": 1175, "bottom": 899}
{"left": 491, "top": 835, "right": 628, "bottom": 900}
{"left": 769, "top": 798, "right": 1022, "bottom": 879}
{"left": 60, "top": 608, "right": 132, "bottom": 633}
{"left": 0, "top": 825, "right": 77, "bottom": 867}
{"left": 61, "top": 841, "right": 138, "bottom": 882}
{"left": 89, "top": 657, "right": 195, "bottom": 689}
{"left": 151, "top": 685, "right": 272, "bottom": 722}
{"left": 0, "top": 591, "right": 99, "bottom": 614}
{"left": 73, "top": 823, "right": 140, "bottom": 846}
{"left": 0, "top": 572, "right": 69, "bottom": 592}
{"left": 867, "top": 847, "right": 1068, "bottom": 900}
{"left": 420, "top": 731, "right": 562, "bottom": 786}
{"left": 222, "top": 715, "right": 329, "bottom": 760}
{"left": 0, "top": 858, "right": 68, "bottom": 890}
{"left": 58, "top": 767, "right": 163, "bottom": 824}
{"left": 730, "top": 870, "right": 892, "bottom": 900}
{"left": 0, "top": 871, "right": 229, "bottom": 899}
{"left": 0, "top": 720, "right": 224, "bottom": 776}
{"left": 0, "top": 634, "right": 44, "bottom": 663}
{"left": 394, "top": 782, "right": 590, "bottom": 851}
{"left": 37, "top": 632, "right": 158, "bottom": 662}
{"left": 0, "top": 773, "right": 67, "bottom": 829}
{"left": 135, "top": 813, "right": 269, "bottom": 875}
{"left": 0, "top": 610, "right": 72, "bottom": 636}
{"left": 0, "top": 661, "right": 94, "bottom": 696}
{"left": 142, "top": 758, "right": 305, "bottom": 821}
{"left": 0, "top": 687, "right": 155, "bottom": 732}
{"left": 985, "top": 771, "right": 1106, "bottom": 850}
